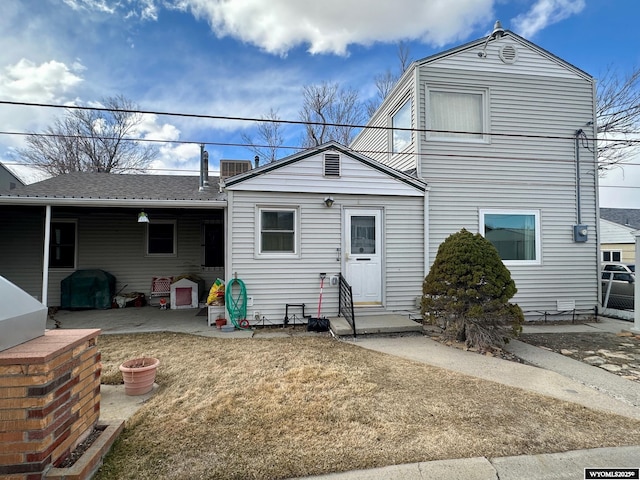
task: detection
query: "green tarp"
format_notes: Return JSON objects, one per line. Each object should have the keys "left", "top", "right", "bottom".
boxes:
{"left": 61, "top": 269, "right": 116, "bottom": 310}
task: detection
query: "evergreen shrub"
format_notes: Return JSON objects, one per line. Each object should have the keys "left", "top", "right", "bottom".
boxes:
{"left": 421, "top": 229, "right": 524, "bottom": 350}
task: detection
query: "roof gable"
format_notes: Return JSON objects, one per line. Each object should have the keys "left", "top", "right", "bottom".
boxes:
{"left": 413, "top": 30, "right": 592, "bottom": 81}
{"left": 223, "top": 142, "right": 426, "bottom": 195}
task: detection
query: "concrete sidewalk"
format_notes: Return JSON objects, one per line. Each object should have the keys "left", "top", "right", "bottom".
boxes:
{"left": 299, "top": 446, "right": 640, "bottom": 480}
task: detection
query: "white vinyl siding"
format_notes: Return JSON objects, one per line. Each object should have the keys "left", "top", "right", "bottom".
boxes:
{"left": 351, "top": 74, "right": 418, "bottom": 172}
{"left": 228, "top": 191, "right": 425, "bottom": 321}
{"left": 351, "top": 33, "right": 598, "bottom": 317}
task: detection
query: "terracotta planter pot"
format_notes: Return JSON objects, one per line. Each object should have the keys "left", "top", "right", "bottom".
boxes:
{"left": 119, "top": 357, "right": 159, "bottom": 396}
{"left": 215, "top": 318, "right": 227, "bottom": 329}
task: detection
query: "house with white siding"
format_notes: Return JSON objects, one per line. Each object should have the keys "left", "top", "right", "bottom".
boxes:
{"left": 0, "top": 23, "right": 600, "bottom": 322}
{"left": 222, "top": 142, "right": 427, "bottom": 322}
{"left": 599, "top": 218, "right": 637, "bottom": 265}
{"left": 351, "top": 22, "right": 599, "bottom": 319}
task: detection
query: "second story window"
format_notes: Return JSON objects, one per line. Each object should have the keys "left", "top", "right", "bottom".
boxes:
{"left": 428, "top": 87, "right": 488, "bottom": 142}
{"left": 391, "top": 100, "right": 411, "bottom": 154}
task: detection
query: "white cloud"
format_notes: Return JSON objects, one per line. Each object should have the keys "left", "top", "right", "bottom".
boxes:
{"left": 511, "top": 0, "right": 585, "bottom": 38}
{"left": 173, "top": 0, "right": 496, "bottom": 55}
{"left": 0, "top": 59, "right": 84, "bottom": 102}
{"left": 62, "top": 0, "right": 116, "bottom": 14}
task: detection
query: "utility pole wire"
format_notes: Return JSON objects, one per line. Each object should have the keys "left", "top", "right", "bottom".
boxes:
{"left": 0, "top": 99, "right": 615, "bottom": 143}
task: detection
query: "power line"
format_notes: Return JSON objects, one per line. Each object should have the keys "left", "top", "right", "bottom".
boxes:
{"left": 5, "top": 128, "right": 640, "bottom": 170}
{"left": 1, "top": 99, "right": 628, "bottom": 143}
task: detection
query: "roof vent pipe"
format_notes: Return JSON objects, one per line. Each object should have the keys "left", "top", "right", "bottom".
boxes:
{"left": 255, "top": 155, "right": 260, "bottom": 168}
{"left": 199, "top": 144, "right": 209, "bottom": 191}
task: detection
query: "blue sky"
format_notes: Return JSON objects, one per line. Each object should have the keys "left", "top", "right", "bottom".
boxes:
{"left": 1, "top": 0, "right": 639, "bottom": 207}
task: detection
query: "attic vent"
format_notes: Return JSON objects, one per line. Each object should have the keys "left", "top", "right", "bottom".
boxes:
{"left": 324, "top": 153, "right": 341, "bottom": 177}
{"left": 499, "top": 44, "right": 518, "bottom": 64}
{"left": 220, "top": 160, "right": 252, "bottom": 180}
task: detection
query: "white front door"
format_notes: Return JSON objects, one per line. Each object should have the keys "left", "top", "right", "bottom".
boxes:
{"left": 345, "top": 209, "right": 382, "bottom": 305}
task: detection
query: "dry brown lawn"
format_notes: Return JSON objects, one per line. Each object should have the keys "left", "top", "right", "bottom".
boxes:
{"left": 95, "top": 332, "right": 640, "bottom": 480}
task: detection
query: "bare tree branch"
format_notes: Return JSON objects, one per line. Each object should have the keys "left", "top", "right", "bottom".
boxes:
{"left": 241, "top": 108, "right": 284, "bottom": 163}
{"left": 15, "top": 95, "right": 157, "bottom": 175}
{"left": 596, "top": 66, "right": 640, "bottom": 173}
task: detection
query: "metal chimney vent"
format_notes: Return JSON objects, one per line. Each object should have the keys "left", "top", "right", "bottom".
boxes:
{"left": 323, "top": 153, "right": 340, "bottom": 177}
{"left": 499, "top": 44, "right": 518, "bottom": 64}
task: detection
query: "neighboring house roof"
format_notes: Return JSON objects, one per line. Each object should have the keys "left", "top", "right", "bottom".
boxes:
{"left": 600, "top": 208, "right": 640, "bottom": 230}
{"left": 0, "top": 171, "right": 225, "bottom": 207}
{"left": 0, "top": 161, "right": 25, "bottom": 192}
{"left": 223, "top": 141, "right": 427, "bottom": 191}
{"left": 599, "top": 218, "right": 638, "bottom": 244}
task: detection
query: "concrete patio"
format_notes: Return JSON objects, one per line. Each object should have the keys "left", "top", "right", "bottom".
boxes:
{"left": 46, "top": 305, "right": 424, "bottom": 338}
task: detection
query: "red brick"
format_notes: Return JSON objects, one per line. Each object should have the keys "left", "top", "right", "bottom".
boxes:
{"left": 27, "top": 391, "right": 71, "bottom": 419}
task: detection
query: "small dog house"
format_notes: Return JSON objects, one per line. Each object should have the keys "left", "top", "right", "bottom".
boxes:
{"left": 170, "top": 278, "right": 199, "bottom": 309}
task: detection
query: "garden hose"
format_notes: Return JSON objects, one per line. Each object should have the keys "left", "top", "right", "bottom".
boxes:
{"left": 225, "top": 278, "right": 250, "bottom": 329}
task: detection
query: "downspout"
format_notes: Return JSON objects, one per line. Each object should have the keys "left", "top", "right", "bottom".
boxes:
{"left": 575, "top": 129, "right": 583, "bottom": 225}
{"left": 42, "top": 205, "right": 51, "bottom": 306}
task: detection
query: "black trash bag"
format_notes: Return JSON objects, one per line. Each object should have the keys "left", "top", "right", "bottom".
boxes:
{"left": 307, "top": 317, "right": 330, "bottom": 332}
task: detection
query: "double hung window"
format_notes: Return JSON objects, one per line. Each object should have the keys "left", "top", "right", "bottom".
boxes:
{"left": 258, "top": 208, "right": 298, "bottom": 256}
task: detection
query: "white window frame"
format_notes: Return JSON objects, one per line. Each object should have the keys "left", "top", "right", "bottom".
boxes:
{"left": 479, "top": 209, "right": 541, "bottom": 266}
{"left": 602, "top": 250, "right": 622, "bottom": 263}
{"left": 146, "top": 220, "right": 177, "bottom": 257}
{"left": 49, "top": 219, "right": 78, "bottom": 269}
{"left": 426, "top": 86, "right": 490, "bottom": 143}
{"left": 390, "top": 98, "right": 412, "bottom": 154}
{"left": 256, "top": 207, "right": 300, "bottom": 258}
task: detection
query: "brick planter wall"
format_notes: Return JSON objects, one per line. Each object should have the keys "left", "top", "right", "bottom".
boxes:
{"left": 0, "top": 329, "right": 101, "bottom": 480}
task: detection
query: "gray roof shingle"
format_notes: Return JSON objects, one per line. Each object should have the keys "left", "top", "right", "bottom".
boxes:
{"left": 2, "top": 172, "right": 225, "bottom": 202}
{"left": 600, "top": 208, "right": 640, "bottom": 230}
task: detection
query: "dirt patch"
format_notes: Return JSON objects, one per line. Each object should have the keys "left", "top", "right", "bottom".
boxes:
{"left": 520, "top": 331, "right": 640, "bottom": 383}
{"left": 56, "top": 425, "right": 105, "bottom": 468}
{"left": 423, "top": 327, "right": 526, "bottom": 363}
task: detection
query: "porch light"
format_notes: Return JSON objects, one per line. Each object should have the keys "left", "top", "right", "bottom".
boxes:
{"left": 138, "top": 211, "right": 149, "bottom": 223}
{"left": 323, "top": 197, "right": 334, "bottom": 208}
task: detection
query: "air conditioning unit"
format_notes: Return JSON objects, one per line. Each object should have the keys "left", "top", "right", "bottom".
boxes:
{"left": 220, "top": 160, "right": 252, "bottom": 179}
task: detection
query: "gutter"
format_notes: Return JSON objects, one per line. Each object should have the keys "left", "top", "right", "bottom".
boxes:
{"left": 0, "top": 197, "right": 227, "bottom": 209}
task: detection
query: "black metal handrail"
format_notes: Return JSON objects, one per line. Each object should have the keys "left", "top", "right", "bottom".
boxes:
{"left": 338, "top": 273, "right": 356, "bottom": 338}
